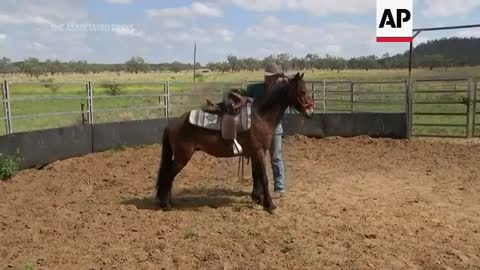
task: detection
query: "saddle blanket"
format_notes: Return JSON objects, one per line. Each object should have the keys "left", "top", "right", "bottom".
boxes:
{"left": 188, "top": 103, "right": 252, "bottom": 133}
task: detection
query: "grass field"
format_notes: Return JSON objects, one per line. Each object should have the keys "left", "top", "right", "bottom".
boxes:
{"left": 1, "top": 67, "right": 479, "bottom": 136}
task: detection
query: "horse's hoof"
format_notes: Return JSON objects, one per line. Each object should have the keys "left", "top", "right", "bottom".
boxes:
{"left": 251, "top": 196, "right": 263, "bottom": 206}
{"left": 265, "top": 207, "right": 276, "bottom": 215}
{"left": 264, "top": 205, "right": 277, "bottom": 215}
{"left": 158, "top": 201, "right": 172, "bottom": 211}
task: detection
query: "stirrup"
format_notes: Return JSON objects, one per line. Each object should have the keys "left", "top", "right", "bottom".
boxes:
{"left": 233, "top": 139, "right": 243, "bottom": 155}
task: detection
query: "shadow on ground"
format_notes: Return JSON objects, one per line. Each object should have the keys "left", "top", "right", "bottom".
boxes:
{"left": 122, "top": 186, "right": 250, "bottom": 210}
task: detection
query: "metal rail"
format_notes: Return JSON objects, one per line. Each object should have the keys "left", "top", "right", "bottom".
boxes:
{"left": 1, "top": 78, "right": 478, "bottom": 138}
{"left": 11, "top": 111, "right": 81, "bottom": 119}
{"left": 93, "top": 105, "right": 166, "bottom": 113}
{"left": 412, "top": 78, "right": 472, "bottom": 138}
{"left": 10, "top": 96, "right": 86, "bottom": 101}
{"left": 92, "top": 94, "right": 167, "bottom": 99}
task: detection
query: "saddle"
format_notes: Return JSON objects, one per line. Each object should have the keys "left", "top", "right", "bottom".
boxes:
{"left": 189, "top": 90, "right": 253, "bottom": 155}
{"left": 201, "top": 90, "right": 251, "bottom": 115}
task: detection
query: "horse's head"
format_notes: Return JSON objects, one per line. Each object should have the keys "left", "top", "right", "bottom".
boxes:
{"left": 286, "top": 72, "right": 314, "bottom": 118}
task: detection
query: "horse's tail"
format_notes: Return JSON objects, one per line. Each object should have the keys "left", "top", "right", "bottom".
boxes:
{"left": 156, "top": 127, "right": 173, "bottom": 195}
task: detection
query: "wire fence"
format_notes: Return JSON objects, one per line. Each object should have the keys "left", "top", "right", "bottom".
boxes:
{"left": 1, "top": 78, "right": 479, "bottom": 138}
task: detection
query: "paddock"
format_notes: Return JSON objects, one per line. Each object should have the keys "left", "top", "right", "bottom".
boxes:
{"left": 1, "top": 135, "right": 479, "bottom": 269}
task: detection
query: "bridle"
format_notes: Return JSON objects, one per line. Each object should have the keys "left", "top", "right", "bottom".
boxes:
{"left": 287, "top": 80, "right": 314, "bottom": 114}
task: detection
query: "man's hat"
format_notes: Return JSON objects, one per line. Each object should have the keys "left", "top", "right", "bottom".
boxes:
{"left": 264, "top": 63, "right": 284, "bottom": 76}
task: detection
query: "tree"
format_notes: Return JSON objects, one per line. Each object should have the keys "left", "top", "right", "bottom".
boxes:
{"left": 276, "top": 53, "right": 291, "bottom": 72}
{"left": 206, "top": 62, "right": 218, "bottom": 72}
{"left": 125, "top": 57, "right": 150, "bottom": 74}
{"left": 305, "top": 54, "right": 319, "bottom": 71}
{"left": 0, "top": 57, "right": 12, "bottom": 75}
{"left": 221, "top": 62, "right": 230, "bottom": 73}
{"left": 22, "top": 58, "right": 46, "bottom": 78}
{"left": 227, "top": 55, "right": 238, "bottom": 72}
{"left": 44, "top": 59, "right": 64, "bottom": 76}
{"left": 170, "top": 61, "right": 184, "bottom": 73}
{"left": 262, "top": 55, "right": 276, "bottom": 68}
{"left": 244, "top": 58, "right": 260, "bottom": 71}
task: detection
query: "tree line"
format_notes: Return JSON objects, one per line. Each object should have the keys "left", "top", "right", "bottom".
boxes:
{"left": 1, "top": 37, "right": 479, "bottom": 77}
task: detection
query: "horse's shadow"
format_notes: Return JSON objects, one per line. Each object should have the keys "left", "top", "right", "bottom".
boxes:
{"left": 121, "top": 187, "right": 250, "bottom": 211}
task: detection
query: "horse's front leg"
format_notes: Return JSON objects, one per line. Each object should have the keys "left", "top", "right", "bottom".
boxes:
{"left": 252, "top": 151, "right": 276, "bottom": 214}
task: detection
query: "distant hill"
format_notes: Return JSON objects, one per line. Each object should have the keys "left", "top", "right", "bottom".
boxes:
{"left": 414, "top": 37, "right": 480, "bottom": 66}
{"left": 385, "top": 37, "right": 480, "bottom": 69}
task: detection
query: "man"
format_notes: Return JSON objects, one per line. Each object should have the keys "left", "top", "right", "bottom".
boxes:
{"left": 239, "top": 63, "right": 286, "bottom": 195}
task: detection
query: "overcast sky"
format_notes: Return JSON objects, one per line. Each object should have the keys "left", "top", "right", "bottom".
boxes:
{"left": 0, "top": 0, "right": 479, "bottom": 64}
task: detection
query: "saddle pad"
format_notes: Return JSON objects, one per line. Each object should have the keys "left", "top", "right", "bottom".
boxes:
{"left": 188, "top": 103, "right": 252, "bottom": 132}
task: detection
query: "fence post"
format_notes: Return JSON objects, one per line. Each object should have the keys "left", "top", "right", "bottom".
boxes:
{"left": 89, "top": 81, "right": 94, "bottom": 124}
{"left": 166, "top": 81, "right": 170, "bottom": 119}
{"left": 350, "top": 81, "right": 354, "bottom": 112}
{"left": 2, "top": 80, "right": 13, "bottom": 134}
{"left": 311, "top": 82, "right": 316, "bottom": 113}
{"left": 466, "top": 78, "right": 472, "bottom": 138}
{"left": 84, "top": 82, "right": 89, "bottom": 124}
{"left": 406, "top": 80, "right": 413, "bottom": 139}
{"left": 163, "top": 81, "right": 168, "bottom": 118}
{"left": 85, "top": 81, "right": 93, "bottom": 125}
{"left": 404, "top": 80, "right": 409, "bottom": 138}
{"left": 323, "top": 80, "right": 326, "bottom": 113}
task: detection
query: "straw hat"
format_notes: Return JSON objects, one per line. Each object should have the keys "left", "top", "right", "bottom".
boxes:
{"left": 264, "top": 63, "right": 284, "bottom": 76}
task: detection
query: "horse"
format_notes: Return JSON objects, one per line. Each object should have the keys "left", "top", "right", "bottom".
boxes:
{"left": 155, "top": 72, "right": 314, "bottom": 214}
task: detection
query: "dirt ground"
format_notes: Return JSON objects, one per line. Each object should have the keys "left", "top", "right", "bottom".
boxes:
{"left": 1, "top": 135, "right": 480, "bottom": 270}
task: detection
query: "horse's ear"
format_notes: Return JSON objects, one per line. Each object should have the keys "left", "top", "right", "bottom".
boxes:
{"left": 300, "top": 73, "right": 304, "bottom": 79}
{"left": 294, "top": 72, "right": 300, "bottom": 80}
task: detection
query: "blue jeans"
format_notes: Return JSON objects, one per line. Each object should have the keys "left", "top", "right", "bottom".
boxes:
{"left": 270, "top": 123, "right": 285, "bottom": 191}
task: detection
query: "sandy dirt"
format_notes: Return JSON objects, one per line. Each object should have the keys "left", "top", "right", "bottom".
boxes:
{"left": 1, "top": 135, "right": 480, "bottom": 270}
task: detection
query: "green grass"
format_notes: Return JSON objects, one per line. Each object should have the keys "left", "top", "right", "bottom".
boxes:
{"left": 0, "top": 152, "right": 19, "bottom": 180}
{"left": 183, "top": 229, "right": 199, "bottom": 240}
{"left": 1, "top": 67, "right": 479, "bottom": 137}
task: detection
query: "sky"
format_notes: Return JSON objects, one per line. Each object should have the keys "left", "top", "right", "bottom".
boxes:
{"left": 0, "top": 0, "right": 479, "bottom": 64}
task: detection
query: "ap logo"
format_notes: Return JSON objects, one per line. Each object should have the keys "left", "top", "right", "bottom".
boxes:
{"left": 376, "top": 0, "right": 413, "bottom": 42}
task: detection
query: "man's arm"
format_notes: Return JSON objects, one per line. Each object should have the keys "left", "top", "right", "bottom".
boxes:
{"left": 236, "top": 84, "right": 249, "bottom": 97}
{"left": 239, "top": 83, "right": 262, "bottom": 98}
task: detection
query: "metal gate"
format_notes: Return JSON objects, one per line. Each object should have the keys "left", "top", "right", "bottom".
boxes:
{"left": 412, "top": 78, "right": 471, "bottom": 138}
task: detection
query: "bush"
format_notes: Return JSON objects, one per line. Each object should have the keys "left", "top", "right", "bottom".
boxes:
{"left": 0, "top": 153, "right": 19, "bottom": 181}
{"left": 195, "top": 73, "right": 205, "bottom": 82}
{"left": 40, "top": 78, "right": 59, "bottom": 93}
{"left": 101, "top": 83, "right": 121, "bottom": 96}
{"left": 40, "top": 78, "right": 54, "bottom": 86}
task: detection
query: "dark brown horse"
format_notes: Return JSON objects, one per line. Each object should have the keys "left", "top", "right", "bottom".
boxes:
{"left": 156, "top": 72, "right": 313, "bottom": 214}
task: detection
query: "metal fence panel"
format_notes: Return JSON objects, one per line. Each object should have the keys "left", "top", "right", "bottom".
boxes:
{"left": 412, "top": 79, "right": 470, "bottom": 138}
{"left": 2, "top": 78, "right": 478, "bottom": 139}
{"left": 311, "top": 80, "right": 406, "bottom": 114}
